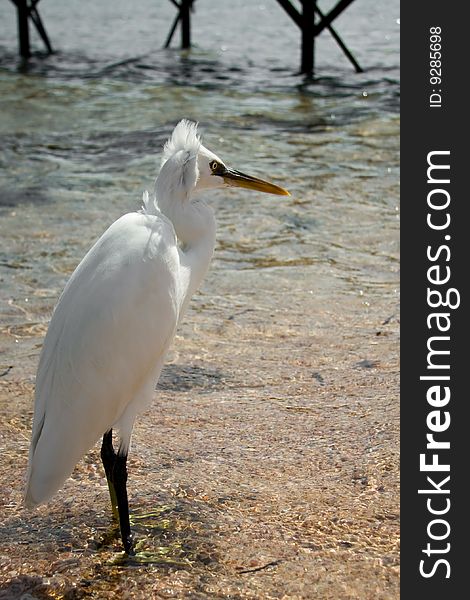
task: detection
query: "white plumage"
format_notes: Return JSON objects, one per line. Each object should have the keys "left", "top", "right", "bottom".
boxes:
{"left": 24, "top": 120, "right": 289, "bottom": 553}
{"left": 25, "top": 212, "right": 180, "bottom": 506}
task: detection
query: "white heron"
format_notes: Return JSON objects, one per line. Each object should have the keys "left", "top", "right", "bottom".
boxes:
{"left": 24, "top": 120, "right": 289, "bottom": 555}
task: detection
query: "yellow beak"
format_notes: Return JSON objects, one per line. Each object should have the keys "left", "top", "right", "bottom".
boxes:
{"left": 222, "top": 168, "right": 290, "bottom": 196}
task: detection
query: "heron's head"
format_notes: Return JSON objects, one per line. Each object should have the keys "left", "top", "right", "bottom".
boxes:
{"left": 160, "top": 120, "right": 289, "bottom": 199}
{"left": 196, "top": 145, "right": 290, "bottom": 196}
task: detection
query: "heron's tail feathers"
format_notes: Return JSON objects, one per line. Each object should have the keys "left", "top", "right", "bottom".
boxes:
{"left": 24, "top": 456, "right": 67, "bottom": 510}
{"left": 24, "top": 415, "right": 99, "bottom": 510}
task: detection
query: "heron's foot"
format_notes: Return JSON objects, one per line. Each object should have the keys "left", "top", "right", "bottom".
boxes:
{"left": 98, "top": 523, "right": 135, "bottom": 554}
{"left": 123, "top": 533, "right": 135, "bottom": 556}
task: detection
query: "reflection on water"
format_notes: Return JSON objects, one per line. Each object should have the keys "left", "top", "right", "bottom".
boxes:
{"left": 0, "top": 0, "right": 399, "bottom": 380}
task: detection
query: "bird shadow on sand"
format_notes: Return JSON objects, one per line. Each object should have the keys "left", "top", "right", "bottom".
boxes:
{"left": 157, "top": 363, "right": 229, "bottom": 393}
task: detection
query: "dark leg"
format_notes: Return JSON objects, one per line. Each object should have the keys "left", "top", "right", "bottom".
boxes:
{"left": 114, "top": 452, "right": 134, "bottom": 555}
{"left": 100, "top": 429, "right": 135, "bottom": 555}
{"left": 101, "top": 430, "right": 119, "bottom": 520}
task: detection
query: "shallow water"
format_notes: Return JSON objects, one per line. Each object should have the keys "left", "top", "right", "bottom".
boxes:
{"left": 0, "top": 5, "right": 400, "bottom": 595}
{"left": 0, "top": 0, "right": 399, "bottom": 378}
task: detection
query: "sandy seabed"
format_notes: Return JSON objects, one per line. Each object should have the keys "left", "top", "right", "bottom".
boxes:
{"left": 0, "top": 263, "right": 399, "bottom": 599}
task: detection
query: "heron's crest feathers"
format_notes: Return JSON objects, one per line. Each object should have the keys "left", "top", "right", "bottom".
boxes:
{"left": 156, "top": 120, "right": 201, "bottom": 201}
{"left": 162, "top": 119, "right": 201, "bottom": 166}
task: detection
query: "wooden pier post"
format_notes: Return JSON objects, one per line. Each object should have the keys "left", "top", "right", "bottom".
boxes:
{"left": 180, "top": 0, "right": 191, "bottom": 49}
{"left": 9, "top": 0, "right": 361, "bottom": 76}
{"left": 28, "top": 0, "right": 54, "bottom": 54}
{"left": 300, "top": 0, "right": 315, "bottom": 75}
{"left": 16, "top": 0, "right": 31, "bottom": 58}
{"left": 11, "top": 0, "right": 53, "bottom": 58}
{"left": 164, "top": 0, "right": 193, "bottom": 50}
{"left": 275, "top": 0, "right": 361, "bottom": 76}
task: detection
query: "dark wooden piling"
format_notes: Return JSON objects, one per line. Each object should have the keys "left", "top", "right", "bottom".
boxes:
{"left": 16, "top": 0, "right": 31, "bottom": 58}
{"left": 180, "top": 0, "right": 192, "bottom": 49}
{"left": 300, "top": 0, "right": 315, "bottom": 75}
{"left": 275, "top": 0, "right": 361, "bottom": 76}
{"left": 164, "top": 0, "right": 193, "bottom": 49}
{"left": 28, "top": 0, "right": 53, "bottom": 54}
{"left": 9, "top": 0, "right": 361, "bottom": 77}
{"left": 11, "top": 0, "right": 53, "bottom": 58}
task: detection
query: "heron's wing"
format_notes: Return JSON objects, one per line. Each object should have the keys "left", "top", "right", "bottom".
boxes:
{"left": 25, "top": 212, "right": 181, "bottom": 506}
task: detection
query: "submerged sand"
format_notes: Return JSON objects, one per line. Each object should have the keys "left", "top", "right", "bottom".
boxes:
{"left": 0, "top": 264, "right": 399, "bottom": 599}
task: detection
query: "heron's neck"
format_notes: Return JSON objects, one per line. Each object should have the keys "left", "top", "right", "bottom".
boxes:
{"left": 156, "top": 191, "right": 216, "bottom": 307}
{"left": 179, "top": 209, "right": 216, "bottom": 316}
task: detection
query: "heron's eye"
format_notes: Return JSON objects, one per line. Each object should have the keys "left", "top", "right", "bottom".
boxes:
{"left": 210, "top": 161, "right": 219, "bottom": 172}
